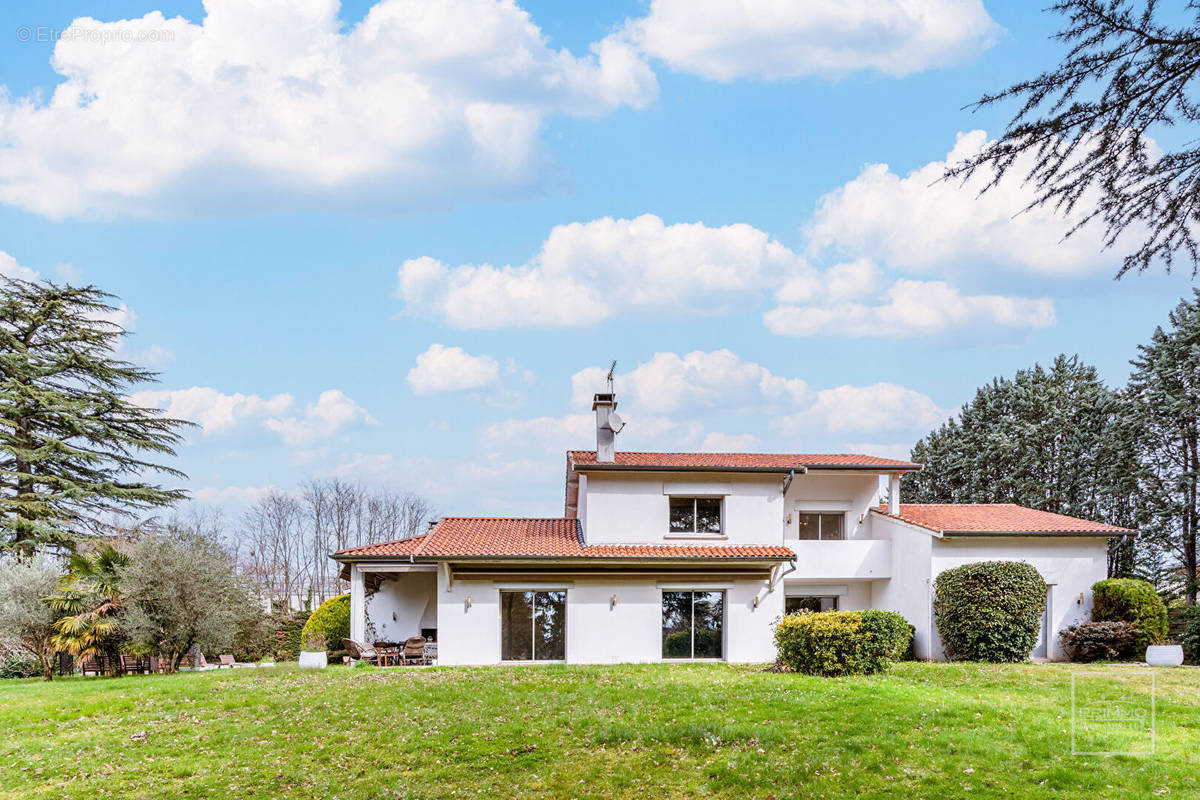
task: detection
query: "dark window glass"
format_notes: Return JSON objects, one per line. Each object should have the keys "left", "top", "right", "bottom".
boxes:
{"left": 669, "top": 497, "right": 722, "bottom": 534}
{"left": 501, "top": 591, "right": 534, "bottom": 661}
{"left": 669, "top": 497, "right": 695, "bottom": 533}
{"left": 662, "top": 591, "right": 724, "bottom": 659}
{"left": 820, "top": 513, "right": 844, "bottom": 540}
{"left": 795, "top": 513, "right": 820, "bottom": 540}
{"left": 785, "top": 596, "right": 839, "bottom": 614}
{"left": 692, "top": 591, "right": 724, "bottom": 658}
{"left": 661, "top": 591, "right": 693, "bottom": 657}
{"left": 534, "top": 591, "right": 566, "bottom": 661}
{"left": 502, "top": 590, "right": 566, "bottom": 661}
{"left": 695, "top": 498, "right": 722, "bottom": 533}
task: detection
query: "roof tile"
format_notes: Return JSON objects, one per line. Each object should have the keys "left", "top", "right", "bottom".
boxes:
{"left": 335, "top": 517, "right": 794, "bottom": 560}
{"left": 568, "top": 450, "right": 921, "bottom": 471}
{"left": 876, "top": 504, "right": 1133, "bottom": 535}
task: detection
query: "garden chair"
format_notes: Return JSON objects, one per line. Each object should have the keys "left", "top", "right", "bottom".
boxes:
{"left": 341, "top": 638, "right": 380, "bottom": 666}
{"left": 402, "top": 636, "right": 428, "bottom": 666}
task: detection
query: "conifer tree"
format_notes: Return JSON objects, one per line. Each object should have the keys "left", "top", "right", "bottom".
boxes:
{"left": 1128, "top": 290, "right": 1200, "bottom": 604}
{"left": 0, "top": 278, "right": 190, "bottom": 555}
{"left": 904, "top": 355, "right": 1142, "bottom": 575}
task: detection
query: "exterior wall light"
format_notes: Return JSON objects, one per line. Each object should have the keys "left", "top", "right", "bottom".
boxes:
{"left": 466, "top": 595, "right": 472, "bottom": 609}
{"left": 392, "top": 612, "right": 397, "bottom": 621}
{"left": 610, "top": 594, "right": 618, "bottom": 609}
{"left": 753, "top": 595, "right": 759, "bottom": 609}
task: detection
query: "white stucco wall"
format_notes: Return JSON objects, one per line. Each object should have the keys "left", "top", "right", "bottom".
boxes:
{"left": 930, "top": 536, "right": 1109, "bottom": 661}
{"left": 365, "top": 570, "right": 438, "bottom": 643}
{"left": 435, "top": 570, "right": 780, "bottom": 666}
{"left": 581, "top": 472, "right": 785, "bottom": 546}
{"left": 868, "top": 514, "right": 936, "bottom": 658}
{"left": 783, "top": 472, "right": 881, "bottom": 541}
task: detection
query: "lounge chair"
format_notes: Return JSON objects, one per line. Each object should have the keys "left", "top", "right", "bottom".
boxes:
{"left": 218, "top": 654, "right": 252, "bottom": 668}
{"left": 402, "top": 636, "right": 428, "bottom": 666}
{"left": 341, "top": 638, "right": 380, "bottom": 665}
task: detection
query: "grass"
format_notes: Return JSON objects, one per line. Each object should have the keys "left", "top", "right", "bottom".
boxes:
{"left": 1, "top": 661, "right": 1198, "bottom": 799}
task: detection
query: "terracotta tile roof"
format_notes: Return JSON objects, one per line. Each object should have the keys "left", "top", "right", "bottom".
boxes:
{"left": 334, "top": 517, "right": 795, "bottom": 561}
{"left": 875, "top": 504, "right": 1134, "bottom": 535}
{"left": 568, "top": 450, "right": 921, "bottom": 471}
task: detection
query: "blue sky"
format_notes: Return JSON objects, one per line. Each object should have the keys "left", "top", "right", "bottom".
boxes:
{"left": 0, "top": 1, "right": 1195, "bottom": 519}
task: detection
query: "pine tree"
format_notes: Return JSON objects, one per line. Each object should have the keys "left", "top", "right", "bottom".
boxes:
{"left": 904, "top": 355, "right": 1142, "bottom": 574}
{"left": 0, "top": 278, "right": 191, "bottom": 555}
{"left": 1128, "top": 290, "right": 1200, "bottom": 604}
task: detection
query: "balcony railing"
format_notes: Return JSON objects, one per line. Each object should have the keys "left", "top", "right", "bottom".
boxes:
{"left": 785, "top": 539, "right": 891, "bottom": 580}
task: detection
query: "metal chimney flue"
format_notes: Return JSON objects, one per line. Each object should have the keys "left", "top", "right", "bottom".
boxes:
{"left": 594, "top": 361, "right": 625, "bottom": 463}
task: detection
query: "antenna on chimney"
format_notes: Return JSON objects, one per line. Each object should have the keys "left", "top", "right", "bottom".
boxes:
{"left": 606, "top": 360, "right": 617, "bottom": 393}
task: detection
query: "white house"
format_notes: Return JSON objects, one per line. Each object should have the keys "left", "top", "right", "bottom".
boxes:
{"left": 333, "top": 392, "right": 1131, "bottom": 664}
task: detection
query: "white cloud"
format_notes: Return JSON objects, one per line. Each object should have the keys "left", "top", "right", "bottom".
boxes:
{"left": 700, "top": 432, "right": 760, "bottom": 451}
{"left": 407, "top": 343, "right": 501, "bottom": 395}
{"left": 625, "top": 0, "right": 998, "bottom": 81}
{"left": 571, "top": 350, "right": 810, "bottom": 413}
{"left": 843, "top": 441, "right": 917, "bottom": 462}
{"left": 397, "top": 214, "right": 804, "bottom": 328}
{"left": 0, "top": 0, "right": 657, "bottom": 218}
{"left": 765, "top": 275, "right": 1055, "bottom": 338}
{"left": 189, "top": 484, "right": 283, "bottom": 507}
{"left": 777, "top": 383, "right": 951, "bottom": 435}
{"left": 264, "top": 389, "right": 376, "bottom": 447}
{"left": 131, "top": 387, "right": 294, "bottom": 433}
{"left": 0, "top": 251, "right": 39, "bottom": 280}
{"left": 807, "top": 130, "right": 1121, "bottom": 276}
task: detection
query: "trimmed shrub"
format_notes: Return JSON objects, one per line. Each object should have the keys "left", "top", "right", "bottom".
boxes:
{"left": 774, "top": 609, "right": 911, "bottom": 676}
{"left": 934, "top": 561, "right": 1047, "bottom": 662}
{"left": 300, "top": 595, "right": 350, "bottom": 654}
{"left": 1091, "top": 579, "right": 1167, "bottom": 653}
{"left": 272, "top": 611, "right": 311, "bottom": 661}
{"left": 1060, "top": 621, "right": 1141, "bottom": 662}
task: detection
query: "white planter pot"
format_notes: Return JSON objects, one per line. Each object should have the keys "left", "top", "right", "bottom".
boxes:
{"left": 298, "top": 651, "right": 328, "bottom": 669}
{"left": 1145, "top": 645, "right": 1184, "bottom": 667}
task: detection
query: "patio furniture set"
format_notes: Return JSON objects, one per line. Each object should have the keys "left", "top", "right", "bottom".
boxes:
{"left": 342, "top": 637, "right": 436, "bottom": 666}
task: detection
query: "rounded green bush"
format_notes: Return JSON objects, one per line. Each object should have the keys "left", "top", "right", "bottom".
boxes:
{"left": 934, "top": 561, "right": 1046, "bottom": 662}
{"left": 1091, "top": 578, "right": 1167, "bottom": 653}
{"left": 299, "top": 594, "right": 350, "bottom": 653}
{"left": 774, "top": 609, "right": 911, "bottom": 676}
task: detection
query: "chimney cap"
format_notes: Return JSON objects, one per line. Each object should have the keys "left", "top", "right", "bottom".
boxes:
{"left": 592, "top": 392, "right": 616, "bottom": 410}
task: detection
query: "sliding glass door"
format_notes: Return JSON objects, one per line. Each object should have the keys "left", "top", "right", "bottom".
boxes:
{"left": 501, "top": 590, "right": 566, "bottom": 661}
{"left": 661, "top": 591, "right": 724, "bottom": 659}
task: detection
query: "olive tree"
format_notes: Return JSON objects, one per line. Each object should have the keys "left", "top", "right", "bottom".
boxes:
{"left": 120, "top": 527, "right": 255, "bottom": 671}
{"left": 0, "top": 556, "right": 61, "bottom": 680}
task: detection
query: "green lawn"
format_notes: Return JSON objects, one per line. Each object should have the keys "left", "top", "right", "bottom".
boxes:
{"left": 1, "top": 662, "right": 1197, "bottom": 799}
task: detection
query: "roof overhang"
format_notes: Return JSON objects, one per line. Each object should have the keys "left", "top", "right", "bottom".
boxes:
{"left": 334, "top": 553, "right": 795, "bottom": 566}
{"left": 572, "top": 463, "right": 920, "bottom": 474}
{"left": 940, "top": 529, "right": 1134, "bottom": 538}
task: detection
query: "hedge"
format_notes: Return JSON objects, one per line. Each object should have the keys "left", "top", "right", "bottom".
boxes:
{"left": 774, "top": 609, "right": 911, "bottom": 676}
{"left": 1091, "top": 579, "right": 1167, "bottom": 653}
{"left": 934, "top": 561, "right": 1046, "bottom": 662}
{"left": 299, "top": 595, "right": 350, "bottom": 654}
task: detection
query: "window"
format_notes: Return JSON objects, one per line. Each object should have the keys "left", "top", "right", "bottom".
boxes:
{"left": 661, "top": 591, "right": 724, "bottom": 659}
{"left": 785, "top": 595, "right": 839, "bottom": 614}
{"left": 669, "top": 497, "right": 722, "bottom": 534}
{"left": 501, "top": 590, "right": 566, "bottom": 661}
{"left": 793, "top": 512, "right": 844, "bottom": 540}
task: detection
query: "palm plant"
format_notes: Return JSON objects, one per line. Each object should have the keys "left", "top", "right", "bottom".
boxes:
{"left": 46, "top": 544, "right": 129, "bottom": 673}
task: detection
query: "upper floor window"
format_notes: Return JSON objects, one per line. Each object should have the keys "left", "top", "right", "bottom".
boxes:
{"left": 669, "top": 497, "right": 721, "bottom": 534}
{"left": 792, "top": 512, "right": 844, "bottom": 540}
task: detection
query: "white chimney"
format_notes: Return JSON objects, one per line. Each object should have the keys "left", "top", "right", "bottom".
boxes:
{"left": 888, "top": 474, "right": 901, "bottom": 515}
{"left": 593, "top": 392, "right": 623, "bottom": 463}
